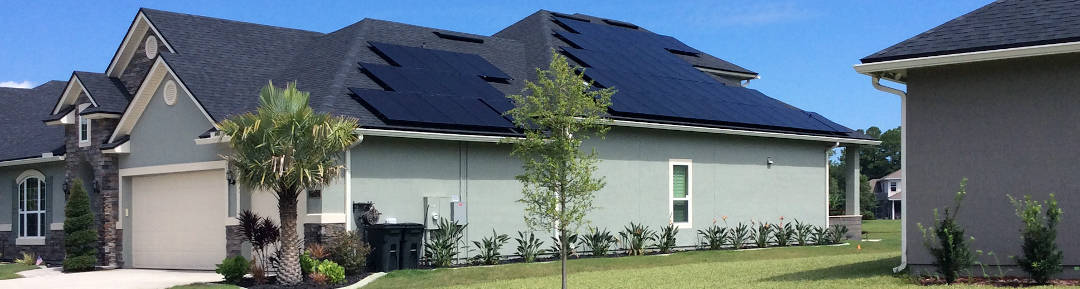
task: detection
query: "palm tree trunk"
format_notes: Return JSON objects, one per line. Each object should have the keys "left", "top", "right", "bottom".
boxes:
{"left": 276, "top": 185, "right": 302, "bottom": 285}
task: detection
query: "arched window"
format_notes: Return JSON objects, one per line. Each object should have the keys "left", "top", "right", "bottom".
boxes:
{"left": 17, "top": 170, "right": 46, "bottom": 238}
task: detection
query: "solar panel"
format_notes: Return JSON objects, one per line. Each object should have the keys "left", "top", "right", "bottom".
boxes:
{"left": 368, "top": 42, "right": 511, "bottom": 80}
{"left": 350, "top": 88, "right": 514, "bottom": 129}
{"left": 359, "top": 63, "right": 509, "bottom": 110}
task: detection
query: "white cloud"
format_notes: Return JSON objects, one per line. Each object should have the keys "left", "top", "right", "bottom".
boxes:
{"left": 0, "top": 80, "right": 34, "bottom": 89}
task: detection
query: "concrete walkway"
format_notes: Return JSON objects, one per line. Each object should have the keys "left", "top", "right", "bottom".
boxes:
{"left": 1, "top": 267, "right": 223, "bottom": 289}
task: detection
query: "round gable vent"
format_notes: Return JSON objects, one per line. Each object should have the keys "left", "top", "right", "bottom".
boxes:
{"left": 145, "top": 36, "right": 159, "bottom": 59}
{"left": 163, "top": 80, "right": 177, "bottom": 106}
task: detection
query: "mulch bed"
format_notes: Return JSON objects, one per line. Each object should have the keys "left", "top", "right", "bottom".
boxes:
{"left": 222, "top": 273, "right": 370, "bottom": 289}
{"left": 918, "top": 277, "right": 1080, "bottom": 287}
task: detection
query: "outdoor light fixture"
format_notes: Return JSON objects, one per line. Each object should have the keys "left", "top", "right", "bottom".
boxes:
{"left": 226, "top": 169, "right": 236, "bottom": 185}
{"left": 767, "top": 157, "right": 774, "bottom": 168}
{"left": 63, "top": 180, "right": 70, "bottom": 193}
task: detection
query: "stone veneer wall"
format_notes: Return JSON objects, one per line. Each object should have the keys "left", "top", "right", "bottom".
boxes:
{"left": 828, "top": 215, "right": 863, "bottom": 241}
{"left": 303, "top": 223, "right": 346, "bottom": 246}
{"left": 64, "top": 103, "right": 122, "bottom": 267}
{"left": 0, "top": 230, "right": 65, "bottom": 263}
{"left": 225, "top": 225, "right": 242, "bottom": 258}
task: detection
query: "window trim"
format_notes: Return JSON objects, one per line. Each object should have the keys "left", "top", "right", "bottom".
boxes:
{"left": 669, "top": 159, "right": 693, "bottom": 229}
{"left": 889, "top": 181, "right": 898, "bottom": 192}
{"left": 16, "top": 170, "right": 47, "bottom": 240}
{"left": 78, "top": 103, "right": 92, "bottom": 147}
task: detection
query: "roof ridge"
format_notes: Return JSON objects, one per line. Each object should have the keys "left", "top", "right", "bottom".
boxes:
{"left": 139, "top": 7, "right": 324, "bottom": 35}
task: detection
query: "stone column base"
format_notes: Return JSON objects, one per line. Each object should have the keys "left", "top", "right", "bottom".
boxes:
{"left": 303, "top": 223, "right": 346, "bottom": 246}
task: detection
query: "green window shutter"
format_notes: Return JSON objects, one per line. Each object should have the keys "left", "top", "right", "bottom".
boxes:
{"left": 10, "top": 181, "right": 16, "bottom": 236}
{"left": 672, "top": 165, "right": 688, "bottom": 198}
{"left": 45, "top": 176, "right": 52, "bottom": 235}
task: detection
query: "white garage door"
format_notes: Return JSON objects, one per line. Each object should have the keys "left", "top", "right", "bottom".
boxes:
{"left": 132, "top": 169, "right": 226, "bottom": 270}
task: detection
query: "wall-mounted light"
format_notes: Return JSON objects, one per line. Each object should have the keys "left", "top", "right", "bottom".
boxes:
{"left": 226, "top": 169, "right": 236, "bottom": 185}
{"left": 63, "top": 180, "right": 70, "bottom": 194}
{"left": 766, "top": 157, "right": 775, "bottom": 168}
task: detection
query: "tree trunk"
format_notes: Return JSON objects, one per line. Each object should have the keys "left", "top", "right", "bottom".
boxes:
{"left": 560, "top": 193, "right": 568, "bottom": 289}
{"left": 277, "top": 186, "right": 302, "bottom": 285}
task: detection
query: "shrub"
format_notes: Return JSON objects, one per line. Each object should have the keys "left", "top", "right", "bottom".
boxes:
{"left": 794, "top": 219, "right": 812, "bottom": 246}
{"left": 581, "top": 227, "right": 616, "bottom": 256}
{"left": 471, "top": 229, "right": 510, "bottom": 265}
{"left": 316, "top": 259, "right": 346, "bottom": 284}
{"left": 1009, "top": 194, "right": 1064, "bottom": 284}
{"left": 309, "top": 272, "right": 329, "bottom": 285}
{"left": 15, "top": 252, "right": 36, "bottom": 266}
{"left": 655, "top": 224, "right": 679, "bottom": 254}
{"left": 215, "top": 256, "right": 250, "bottom": 284}
{"left": 729, "top": 222, "right": 752, "bottom": 249}
{"left": 829, "top": 225, "right": 849, "bottom": 244}
{"left": 549, "top": 232, "right": 579, "bottom": 258}
{"left": 300, "top": 251, "right": 317, "bottom": 275}
{"left": 753, "top": 222, "right": 773, "bottom": 248}
{"left": 774, "top": 220, "right": 795, "bottom": 247}
{"left": 425, "top": 218, "right": 466, "bottom": 267}
{"left": 327, "top": 231, "right": 372, "bottom": 275}
{"left": 307, "top": 243, "right": 329, "bottom": 260}
{"left": 697, "top": 225, "right": 728, "bottom": 250}
{"left": 811, "top": 226, "right": 832, "bottom": 245}
{"left": 63, "top": 179, "right": 98, "bottom": 272}
{"left": 618, "top": 222, "right": 655, "bottom": 256}
{"left": 515, "top": 231, "right": 546, "bottom": 263}
{"left": 917, "top": 179, "right": 974, "bottom": 284}
{"left": 235, "top": 210, "right": 279, "bottom": 270}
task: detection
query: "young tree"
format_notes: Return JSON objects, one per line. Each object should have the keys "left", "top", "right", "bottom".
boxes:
{"left": 219, "top": 82, "right": 358, "bottom": 285}
{"left": 506, "top": 51, "right": 614, "bottom": 289}
{"left": 63, "top": 179, "right": 98, "bottom": 272}
{"left": 1009, "top": 194, "right": 1064, "bottom": 284}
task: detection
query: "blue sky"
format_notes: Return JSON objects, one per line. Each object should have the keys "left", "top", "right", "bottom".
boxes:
{"left": 0, "top": 0, "right": 990, "bottom": 131}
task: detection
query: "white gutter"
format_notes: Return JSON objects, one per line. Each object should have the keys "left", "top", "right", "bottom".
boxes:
{"left": 0, "top": 155, "right": 65, "bottom": 168}
{"left": 870, "top": 76, "right": 908, "bottom": 273}
{"left": 354, "top": 128, "right": 512, "bottom": 143}
{"left": 854, "top": 40, "right": 1080, "bottom": 82}
{"left": 610, "top": 119, "right": 880, "bottom": 145}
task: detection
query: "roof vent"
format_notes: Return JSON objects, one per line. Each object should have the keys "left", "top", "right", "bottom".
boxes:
{"left": 550, "top": 12, "right": 591, "bottom": 22}
{"left": 145, "top": 35, "right": 159, "bottom": 59}
{"left": 163, "top": 80, "right": 177, "bottom": 106}
{"left": 602, "top": 19, "right": 639, "bottom": 29}
{"left": 433, "top": 31, "right": 484, "bottom": 43}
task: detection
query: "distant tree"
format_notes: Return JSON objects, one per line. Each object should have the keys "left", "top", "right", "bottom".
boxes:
{"left": 829, "top": 125, "right": 900, "bottom": 215}
{"left": 505, "top": 51, "right": 614, "bottom": 289}
{"left": 63, "top": 179, "right": 98, "bottom": 272}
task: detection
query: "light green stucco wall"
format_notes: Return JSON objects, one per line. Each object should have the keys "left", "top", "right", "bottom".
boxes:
{"left": 0, "top": 161, "right": 66, "bottom": 227}
{"left": 117, "top": 75, "right": 227, "bottom": 170}
{"left": 350, "top": 126, "right": 831, "bottom": 256}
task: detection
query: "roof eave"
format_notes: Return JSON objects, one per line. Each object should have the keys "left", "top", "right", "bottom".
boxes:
{"left": 855, "top": 40, "right": 1080, "bottom": 83}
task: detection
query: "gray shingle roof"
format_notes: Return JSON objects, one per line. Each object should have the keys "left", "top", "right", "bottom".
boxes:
{"left": 0, "top": 81, "right": 67, "bottom": 162}
{"left": 74, "top": 71, "right": 130, "bottom": 115}
{"left": 862, "top": 0, "right": 1080, "bottom": 63}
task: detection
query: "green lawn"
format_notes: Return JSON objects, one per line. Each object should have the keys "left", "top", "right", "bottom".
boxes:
{"left": 365, "top": 220, "right": 1072, "bottom": 289}
{"left": 0, "top": 263, "right": 37, "bottom": 280}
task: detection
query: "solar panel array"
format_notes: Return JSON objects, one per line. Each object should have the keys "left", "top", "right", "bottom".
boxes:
{"left": 552, "top": 15, "right": 849, "bottom": 133}
{"left": 352, "top": 44, "right": 515, "bottom": 129}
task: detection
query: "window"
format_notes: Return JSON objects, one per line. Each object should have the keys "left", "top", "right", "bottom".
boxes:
{"left": 889, "top": 181, "right": 898, "bottom": 192}
{"left": 18, "top": 174, "right": 46, "bottom": 238}
{"left": 78, "top": 104, "right": 91, "bottom": 146}
{"left": 669, "top": 159, "right": 692, "bottom": 228}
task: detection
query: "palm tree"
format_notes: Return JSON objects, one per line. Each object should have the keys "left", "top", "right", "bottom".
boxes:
{"left": 219, "top": 81, "right": 358, "bottom": 285}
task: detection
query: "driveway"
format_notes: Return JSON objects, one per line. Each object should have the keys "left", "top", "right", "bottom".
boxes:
{"left": 1, "top": 267, "right": 223, "bottom": 289}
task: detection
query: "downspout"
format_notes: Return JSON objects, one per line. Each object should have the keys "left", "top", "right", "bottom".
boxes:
{"left": 344, "top": 134, "right": 364, "bottom": 231}
{"left": 871, "top": 76, "right": 908, "bottom": 273}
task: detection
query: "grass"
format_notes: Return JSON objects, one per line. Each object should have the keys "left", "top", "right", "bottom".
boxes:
{"left": 365, "top": 220, "right": 1075, "bottom": 289}
{"left": 0, "top": 263, "right": 37, "bottom": 280}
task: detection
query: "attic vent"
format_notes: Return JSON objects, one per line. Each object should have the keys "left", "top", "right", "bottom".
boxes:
{"left": 665, "top": 48, "right": 700, "bottom": 57}
{"left": 145, "top": 36, "right": 159, "bottom": 59}
{"left": 602, "top": 19, "right": 639, "bottom": 29}
{"left": 433, "top": 31, "right": 484, "bottom": 43}
{"left": 163, "top": 80, "right": 177, "bottom": 106}
{"left": 550, "top": 12, "right": 591, "bottom": 22}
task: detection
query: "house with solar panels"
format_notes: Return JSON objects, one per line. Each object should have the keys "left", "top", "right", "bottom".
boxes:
{"left": 0, "top": 8, "right": 875, "bottom": 269}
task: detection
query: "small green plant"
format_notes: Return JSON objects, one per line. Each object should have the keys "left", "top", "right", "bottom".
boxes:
{"left": 425, "top": 218, "right": 467, "bottom": 267}
{"left": 1008, "top": 194, "right": 1064, "bottom": 284}
{"left": 773, "top": 219, "right": 795, "bottom": 247}
{"left": 811, "top": 226, "right": 831, "bottom": 245}
{"left": 655, "top": 224, "right": 679, "bottom": 254}
{"left": 697, "top": 225, "right": 728, "bottom": 250}
{"left": 471, "top": 229, "right": 511, "bottom": 265}
{"left": 581, "top": 227, "right": 617, "bottom": 256}
{"left": 327, "top": 231, "right": 372, "bottom": 274}
{"left": 729, "top": 222, "right": 752, "bottom": 249}
{"left": 753, "top": 222, "right": 773, "bottom": 248}
{"left": 618, "top": 222, "right": 655, "bottom": 256}
{"left": 215, "top": 255, "right": 250, "bottom": 284}
{"left": 300, "top": 251, "right": 317, "bottom": 275}
{"left": 829, "top": 225, "right": 849, "bottom": 244}
{"left": 515, "top": 231, "right": 547, "bottom": 263}
{"left": 549, "top": 233, "right": 579, "bottom": 258}
{"left": 917, "top": 179, "right": 974, "bottom": 284}
{"left": 794, "top": 219, "right": 812, "bottom": 246}
{"left": 315, "top": 259, "right": 346, "bottom": 284}
{"left": 63, "top": 179, "right": 98, "bottom": 272}
{"left": 973, "top": 250, "right": 1012, "bottom": 279}
{"left": 15, "top": 252, "right": 37, "bottom": 266}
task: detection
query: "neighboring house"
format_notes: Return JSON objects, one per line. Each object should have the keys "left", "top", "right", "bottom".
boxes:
{"left": 856, "top": 0, "right": 1080, "bottom": 277}
{"left": 869, "top": 170, "right": 901, "bottom": 220}
{"left": 0, "top": 8, "right": 876, "bottom": 270}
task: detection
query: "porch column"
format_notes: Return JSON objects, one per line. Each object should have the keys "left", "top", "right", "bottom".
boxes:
{"left": 844, "top": 145, "right": 860, "bottom": 216}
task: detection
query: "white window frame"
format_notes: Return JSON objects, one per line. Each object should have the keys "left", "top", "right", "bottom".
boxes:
{"left": 17, "top": 170, "right": 47, "bottom": 242}
{"left": 669, "top": 159, "right": 692, "bottom": 229}
{"left": 889, "top": 181, "right": 898, "bottom": 192}
{"left": 78, "top": 103, "right": 92, "bottom": 147}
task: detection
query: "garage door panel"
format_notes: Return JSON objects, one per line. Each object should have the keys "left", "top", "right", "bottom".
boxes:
{"left": 132, "top": 169, "right": 226, "bottom": 270}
